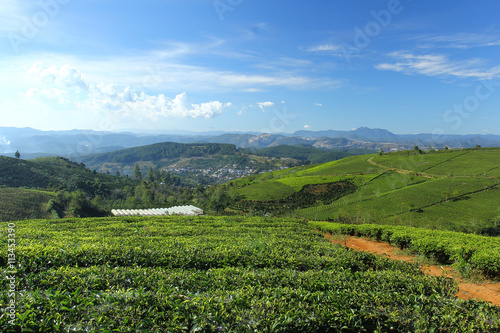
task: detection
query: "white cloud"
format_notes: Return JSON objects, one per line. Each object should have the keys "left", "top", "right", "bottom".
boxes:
{"left": 29, "top": 62, "right": 88, "bottom": 90}
{"left": 1, "top": 39, "right": 341, "bottom": 98}
{"left": 23, "top": 87, "right": 70, "bottom": 104}
{"left": 257, "top": 101, "right": 275, "bottom": 111}
{"left": 256, "top": 57, "right": 313, "bottom": 70}
{"left": 414, "top": 33, "right": 500, "bottom": 50}
{"left": 21, "top": 63, "right": 232, "bottom": 120}
{"left": 242, "top": 88, "right": 264, "bottom": 93}
{"left": 375, "top": 52, "right": 500, "bottom": 80}
{"left": 307, "top": 44, "right": 342, "bottom": 52}
{"left": 314, "top": 103, "right": 322, "bottom": 107}
{"left": 304, "top": 125, "right": 311, "bottom": 129}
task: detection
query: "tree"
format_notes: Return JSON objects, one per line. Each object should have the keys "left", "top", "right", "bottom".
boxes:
{"left": 134, "top": 164, "right": 142, "bottom": 180}
{"left": 378, "top": 148, "right": 384, "bottom": 155}
{"left": 208, "top": 185, "right": 231, "bottom": 212}
{"left": 69, "top": 190, "right": 88, "bottom": 217}
{"left": 146, "top": 167, "right": 155, "bottom": 183}
{"left": 15, "top": 150, "right": 20, "bottom": 159}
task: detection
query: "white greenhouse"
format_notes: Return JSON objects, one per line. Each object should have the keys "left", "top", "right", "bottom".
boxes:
{"left": 111, "top": 205, "right": 203, "bottom": 217}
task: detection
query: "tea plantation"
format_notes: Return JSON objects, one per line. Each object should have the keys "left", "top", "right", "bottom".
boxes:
{"left": 1, "top": 216, "right": 499, "bottom": 332}
{"left": 0, "top": 188, "right": 55, "bottom": 222}
{"left": 231, "top": 148, "right": 500, "bottom": 234}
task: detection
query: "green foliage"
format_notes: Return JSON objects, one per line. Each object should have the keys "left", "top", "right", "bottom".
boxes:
{"left": 312, "top": 221, "right": 500, "bottom": 279}
{"left": 0, "top": 216, "right": 498, "bottom": 331}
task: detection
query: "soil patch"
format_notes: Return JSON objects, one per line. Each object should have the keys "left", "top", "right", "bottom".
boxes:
{"left": 324, "top": 233, "right": 500, "bottom": 307}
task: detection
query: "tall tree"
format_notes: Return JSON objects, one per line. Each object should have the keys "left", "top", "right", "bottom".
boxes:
{"left": 146, "top": 167, "right": 155, "bottom": 183}
{"left": 15, "top": 150, "right": 20, "bottom": 159}
{"left": 134, "top": 164, "right": 142, "bottom": 180}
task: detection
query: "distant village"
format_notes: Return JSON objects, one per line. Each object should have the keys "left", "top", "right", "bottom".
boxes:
{"left": 164, "top": 164, "right": 290, "bottom": 183}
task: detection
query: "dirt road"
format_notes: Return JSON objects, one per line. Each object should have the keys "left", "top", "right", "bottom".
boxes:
{"left": 324, "top": 233, "right": 500, "bottom": 307}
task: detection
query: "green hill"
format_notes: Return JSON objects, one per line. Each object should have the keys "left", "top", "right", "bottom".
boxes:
{"left": 0, "top": 156, "right": 140, "bottom": 220}
{"left": 0, "top": 155, "right": 137, "bottom": 193}
{"left": 81, "top": 142, "right": 239, "bottom": 165}
{"left": 0, "top": 188, "right": 55, "bottom": 221}
{"left": 228, "top": 148, "right": 500, "bottom": 234}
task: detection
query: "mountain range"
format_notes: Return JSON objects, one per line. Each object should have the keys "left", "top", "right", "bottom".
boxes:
{"left": 2, "top": 126, "right": 500, "bottom": 159}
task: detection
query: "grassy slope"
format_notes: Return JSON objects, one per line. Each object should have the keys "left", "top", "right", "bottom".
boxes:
{"left": 301, "top": 177, "right": 497, "bottom": 227}
{"left": 296, "top": 154, "right": 384, "bottom": 176}
{"left": 370, "top": 148, "right": 500, "bottom": 176}
{"left": 236, "top": 181, "right": 296, "bottom": 201}
{"left": 234, "top": 148, "right": 500, "bottom": 232}
{"left": 0, "top": 188, "right": 54, "bottom": 221}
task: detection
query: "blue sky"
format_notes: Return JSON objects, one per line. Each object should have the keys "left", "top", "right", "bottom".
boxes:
{"left": 1, "top": 0, "right": 500, "bottom": 135}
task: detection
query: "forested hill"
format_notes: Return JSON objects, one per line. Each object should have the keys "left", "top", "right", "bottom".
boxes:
{"left": 81, "top": 142, "right": 239, "bottom": 165}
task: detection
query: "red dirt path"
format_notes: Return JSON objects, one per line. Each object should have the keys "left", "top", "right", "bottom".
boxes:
{"left": 324, "top": 233, "right": 500, "bottom": 307}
